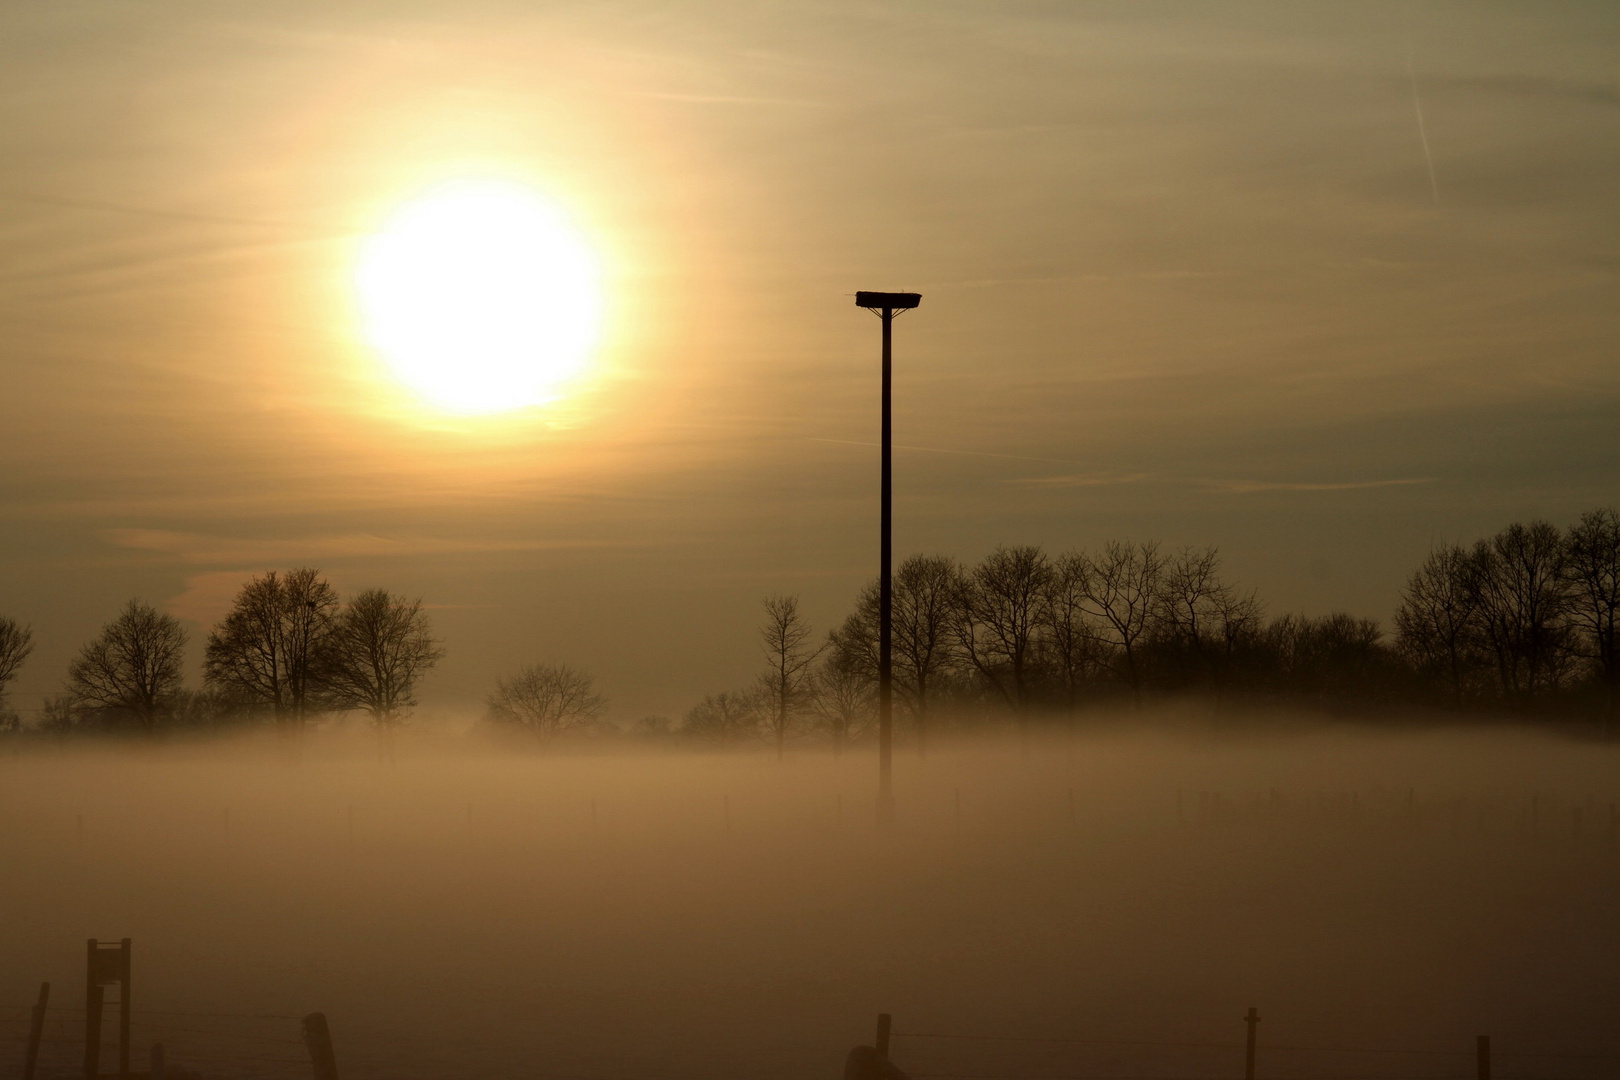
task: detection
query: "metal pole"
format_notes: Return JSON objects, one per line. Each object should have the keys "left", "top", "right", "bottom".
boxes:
{"left": 878, "top": 307, "right": 894, "bottom": 821}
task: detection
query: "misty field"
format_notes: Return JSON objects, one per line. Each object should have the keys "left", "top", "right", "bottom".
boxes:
{"left": 3, "top": 725, "right": 1618, "bottom": 1080}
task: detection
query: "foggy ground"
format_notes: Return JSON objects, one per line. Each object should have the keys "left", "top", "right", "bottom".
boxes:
{"left": 3, "top": 723, "right": 1618, "bottom": 1080}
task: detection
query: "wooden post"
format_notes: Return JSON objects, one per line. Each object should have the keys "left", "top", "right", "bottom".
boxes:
{"left": 85, "top": 942, "right": 102, "bottom": 1080}
{"left": 24, "top": 981, "right": 49, "bottom": 1080}
{"left": 1476, "top": 1036, "right": 1490, "bottom": 1080}
{"left": 118, "top": 939, "right": 131, "bottom": 1080}
{"left": 303, "top": 1013, "right": 339, "bottom": 1080}
{"left": 150, "top": 1044, "right": 165, "bottom": 1080}
{"left": 1244, "top": 1007, "right": 1259, "bottom": 1080}
{"left": 875, "top": 1013, "right": 892, "bottom": 1060}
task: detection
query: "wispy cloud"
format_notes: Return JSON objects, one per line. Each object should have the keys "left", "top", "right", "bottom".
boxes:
{"left": 809, "top": 437, "right": 1103, "bottom": 469}
{"left": 1006, "top": 473, "right": 1150, "bottom": 488}
{"left": 1205, "top": 477, "right": 1438, "bottom": 494}
{"left": 633, "top": 91, "right": 831, "bottom": 107}
{"left": 105, "top": 529, "right": 628, "bottom": 566}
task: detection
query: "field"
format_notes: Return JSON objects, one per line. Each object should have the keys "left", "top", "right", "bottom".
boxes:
{"left": 3, "top": 724, "right": 1618, "bottom": 1080}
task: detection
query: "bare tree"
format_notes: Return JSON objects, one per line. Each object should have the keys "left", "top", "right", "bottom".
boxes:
{"left": 1564, "top": 508, "right": 1620, "bottom": 734}
{"left": 829, "top": 554, "right": 959, "bottom": 751}
{"left": 487, "top": 663, "right": 607, "bottom": 745}
{"left": 1075, "top": 541, "right": 1166, "bottom": 701}
{"left": 319, "top": 589, "right": 445, "bottom": 727}
{"left": 1043, "top": 553, "right": 1102, "bottom": 713}
{"left": 1263, "top": 612, "right": 1392, "bottom": 701}
{"left": 0, "top": 615, "right": 34, "bottom": 719}
{"left": 1472, "top": 521, "right": 1571, "bottom": 707}
{"left": 205, "top": 568, "right": 339, "bottom": 731}
{"left": 65, "top": 600, "right": 186, "bottom": 730}
{"left": 681, "top": 689, "right": 762, "bottom": 743}
{"left": 756, "top": 594, "right": 824, "bottom": 759}
{"left": 1394, "top": 544, "right": 1483, "bottom": 708}
{"left": 812, "top": 650, "right": 875, "bottom": 755}
{"left": 952, "top": 546, "right": 1052, "bottom": 716}
{"left": 1155, "top": 547, "right": 1261, "bottom": 694}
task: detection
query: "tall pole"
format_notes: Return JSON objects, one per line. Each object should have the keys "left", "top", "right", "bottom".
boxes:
{"left": 854, "top": 289, "right": 917, "bottom": 822}
{"left": 878, "top": 307, "right": 894, "bottom": 821}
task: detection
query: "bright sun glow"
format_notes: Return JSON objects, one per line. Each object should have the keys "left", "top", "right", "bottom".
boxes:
{"left": 356, "top": 180, "right": 602, "bottom": 414}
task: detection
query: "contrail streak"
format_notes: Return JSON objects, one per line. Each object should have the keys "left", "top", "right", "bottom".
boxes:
{"left": 1406, "top": 39, "right": 1440, "bottom": 204}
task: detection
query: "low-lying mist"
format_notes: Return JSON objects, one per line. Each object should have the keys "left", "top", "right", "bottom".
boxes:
{"left": 4, "top": 721, "right": 1618, "bottom": 1080}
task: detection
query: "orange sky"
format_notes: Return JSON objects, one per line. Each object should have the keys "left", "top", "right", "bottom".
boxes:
{"left": 1, "top": 1, "right": 1616, "bottom": 721}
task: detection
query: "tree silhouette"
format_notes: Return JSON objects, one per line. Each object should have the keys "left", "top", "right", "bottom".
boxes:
{"left": 1472, "top": 522, "right": 1571, "bottom": 707}
{"left": 319, "top": 589, "right": 444, "bottom": 728}
{"left": 1395, "top": 544, "right": 1483, "bottom": 708}
{"left": 829, "top": 554, "right": 958, "bottom": 752}
{"left": 487, "top": 663, "right": 606, "bottom": 745}
{"left": 812, "top": 649, "right": 874, "bottom": 755}
{"left": 952, "top": 546, "right": 1052, "bottom": 716}
{"left": 1154, "top": 547, "right": 1261, "bottom": 695}
{"left": 205, "top": 568, "right": 339, "bottom": 731}
{"left": 1074, "top": 541, "right": 1165, "bottom": 702}
{"left": 0, "top": 615, "right": 34, "bottom": 725}
{"left": 756, "top": 594, "right": 823, "bottom": 759}
{"left": 681, "top": 689, "right": 762, "bottom": 743}
{"left": 65, "top": 600, "right": 186, "bottom": 730}
{"left": 1564, "top": 508, "right": 1620, "bottom": 734}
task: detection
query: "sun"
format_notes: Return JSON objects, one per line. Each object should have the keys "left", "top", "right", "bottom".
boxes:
{"left": 356, "top": 180, "right": 603, "bottom": 414}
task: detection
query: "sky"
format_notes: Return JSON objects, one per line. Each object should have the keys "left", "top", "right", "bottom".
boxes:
{"left": 0, "top": 1, "right": 1616, "bottom": 722}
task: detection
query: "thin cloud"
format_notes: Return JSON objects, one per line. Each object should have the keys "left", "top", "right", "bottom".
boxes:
{"left": 633, "top": 91, "right": 831, "bottom": 107}
{"left": 1006, "top": 473, "right": 1151, "bottom": 488}
{"left": 105, "top": 529, "right": 630, "bottom": 566}
{"left": 1205, "top": 477, "right": 1438, "bottom": 494}
{"left": 810, "top": 437, "right": 1102, "bottom": 469}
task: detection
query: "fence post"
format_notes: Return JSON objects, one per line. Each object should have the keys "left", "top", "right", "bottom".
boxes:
{"left": 150, "top": 1043, "right": 165, "bottom": 1080}
{"left": 84, "top": 941, "right": 102, "bottom": 1080}
{"left": 1244, "top": 1007, "right": 1259, "bottom": 1080}
{"left": 303, "top": 1013, "right": 339, "bottom": 1080}
{"left": 24, "top": 981, "right": 49, "bottom": 1080}
{"left": 876, "top": 1013, "right": 892, "bottom": 1060}
{"left": 118, "top": 939, "right": 131, "bottom": 1080}
{"left": 1476, "top": 1036, "right": 1490, "bottom": 1080}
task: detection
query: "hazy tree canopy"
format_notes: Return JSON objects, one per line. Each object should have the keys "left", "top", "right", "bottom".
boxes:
{"left": 65, "top": 599, "right": 186, "bottom": 729}
{"left": 756, "top": 594, "right": 823, "bottom": 759}
{"left": 1075, "top": 540, "right": 1166, "bottom": 698}
{"left": 319, "top": 589, "right": 444, "bottom": 727}
{"left": 1154, "top": 546, "right": 1262, "bottom": 692}
{"left": 811, "top": 649, "right": 874, "bottom": 754}
{"left": 0, "top": 615, "right": 34, "bottom": 703}
{"left": 1395, "top": 544, "right": 1484, "bottom": 708}
{"left": 487, "top": 663, "right": 607, "bottom": 744}
{"left": 952, "top": 545, "right": 1052, "bottom": 714}
{"left": 204, "top": 568, "right": 339, "bottom": 729}
{"left": 1472, "top": 521, "right": 1571, "bottom": 705}
{"left": 1563, "top": 508, "right": 1620, "bottom": 731}
{"left": 681, "top": 689, "right": 763, "bottom": 743}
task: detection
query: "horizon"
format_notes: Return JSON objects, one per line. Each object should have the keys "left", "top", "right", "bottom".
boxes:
{"left": 2, "top": 2, "right": 1617, "bottom": 722}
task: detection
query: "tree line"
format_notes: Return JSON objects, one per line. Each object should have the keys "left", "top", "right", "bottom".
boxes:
{"left": 0, "top": 569, "right": 445, "bottom": 733}
{"left": 658, "top": 508, "right": 1620, "bottom": 750}
{"left": 1, "top": 509, "right": 1615, "bottom": 743}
